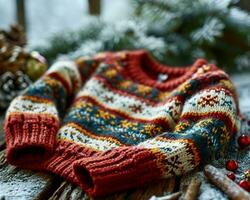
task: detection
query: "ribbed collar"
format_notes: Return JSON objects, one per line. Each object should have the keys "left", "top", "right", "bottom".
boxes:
{"left": 126, "top": 50, "right": 207, "bottom": 91}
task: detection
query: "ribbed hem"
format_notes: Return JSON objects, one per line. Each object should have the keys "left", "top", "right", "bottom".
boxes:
{"left": 4, "top": 113, "right": 59, "bottom": 167}
{"left": 73, "top": 147, "right": 162, "bottom": 197}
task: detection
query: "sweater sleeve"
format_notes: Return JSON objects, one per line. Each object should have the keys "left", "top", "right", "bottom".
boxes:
{"left": 4, "top": 61, "right": 82, "bottom": 166}
{"left": 73, "top": 77, "right": 240, "bottom": 197}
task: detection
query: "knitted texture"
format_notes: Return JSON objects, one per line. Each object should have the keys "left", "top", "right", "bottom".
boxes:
{"left": 4, "top": 50, "right": 241, "bottom": 197}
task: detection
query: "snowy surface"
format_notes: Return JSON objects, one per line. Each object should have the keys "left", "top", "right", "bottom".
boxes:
{"left": 0, "top": 0, "right": 131, "bottom": 47}
{"left": 180, "top": 131, "right": 249, "bottom": 200}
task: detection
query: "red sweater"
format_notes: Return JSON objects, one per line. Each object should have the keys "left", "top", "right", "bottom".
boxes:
{"left": 4, "top": 50, "right": 240, "bottom": 197}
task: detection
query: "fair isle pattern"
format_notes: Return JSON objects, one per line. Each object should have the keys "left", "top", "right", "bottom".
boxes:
{"left": 60, "top": 98, "right": 166, "bottom": 145}
{"left": 57, "top": 122, "right": 122, "bottom": 151}
{"left": 138, "top": 137, "right": 200, "bottom": 177}
{"left": 182, "top": 87, "right": 240, "bottom": 131}
{"left": 76, "top": 77, "right": 181, "bottom": 128}
{"left": 7, "top": 96, "right": 58, "bottom": 117}
{"left": 5, "top": 61, "right": 81, "bottom": 119}
{"left": 4, "top": 50, "right": 241, "bottom": 197}
{"left": 46, "top": 61, "right": 82, "bottom": 94}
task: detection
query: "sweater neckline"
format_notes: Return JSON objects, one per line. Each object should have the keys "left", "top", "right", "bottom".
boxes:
{"left": 126, "top": 50, "right": 207, "bottom": 91}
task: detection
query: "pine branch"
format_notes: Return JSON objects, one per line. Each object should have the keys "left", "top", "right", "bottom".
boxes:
{"left": 34, "top": 0, "right": 250, "bottom": 73}
{"left": 135, "top": 0, "right": 171, "bottom": 11}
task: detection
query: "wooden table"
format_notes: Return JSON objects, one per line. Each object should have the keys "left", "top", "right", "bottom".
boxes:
{"left": 0, "top": 74, "right": 249, "bottom": 200}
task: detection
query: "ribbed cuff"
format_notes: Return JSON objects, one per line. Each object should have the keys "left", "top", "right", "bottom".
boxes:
{"left": 4, "top": 113, "right": 59, "bottom": 167}
{"left": 73, "top": 147, "right": 162, "bottom": 197}
{"left": 45, "top": 140, "right": 96, "bottom": 185}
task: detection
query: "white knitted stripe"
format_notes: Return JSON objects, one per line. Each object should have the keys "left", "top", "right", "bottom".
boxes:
{"left": 76, "top": 78, "right": 182, "bottom": 128}
{"left": 6, "top": 96, "right": 58, "bottom": 117}
{"left": 138, "top": 138, "right": 196, "bottom": 177}
{"left": 138, "top": 137, "right": 188, "bottom": 154}
{"left": 182, "top": 87, "right": 239, "bottom": 128}
{"left": 57, "top": 123, "right": 121, "bottom": 151}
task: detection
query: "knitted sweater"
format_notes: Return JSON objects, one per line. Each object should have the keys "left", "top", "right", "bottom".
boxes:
{"left": 4, "top": 50, "right": 240, "bottom": 197}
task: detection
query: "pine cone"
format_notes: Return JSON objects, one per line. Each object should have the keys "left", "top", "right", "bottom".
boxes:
{"left": 0, "top": 24, "right": 26, "bottom": 46}
{"left": 0, "top": 40, "right": 47, "bottom": 79}
{"left": 0, "top": 24, "right": 47, "bottom": 80}
{"left": 0, "top": 41, "right": 26, "bottom": 74}
{"left": 0, "top": 71, "right": 31, "bottom": 109}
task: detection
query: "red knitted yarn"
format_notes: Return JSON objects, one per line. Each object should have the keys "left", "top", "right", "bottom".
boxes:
{"left": 126, "top": 50, "right": 208, "bottom": 90}
{"left": 4, "top": 113, "right": 59, "bottom": 167}
{"left": 44, "top": 140, "right": 97, "bottom": 185}
{"left": 74, "top": 147, "right": 162, "bottom": 197}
